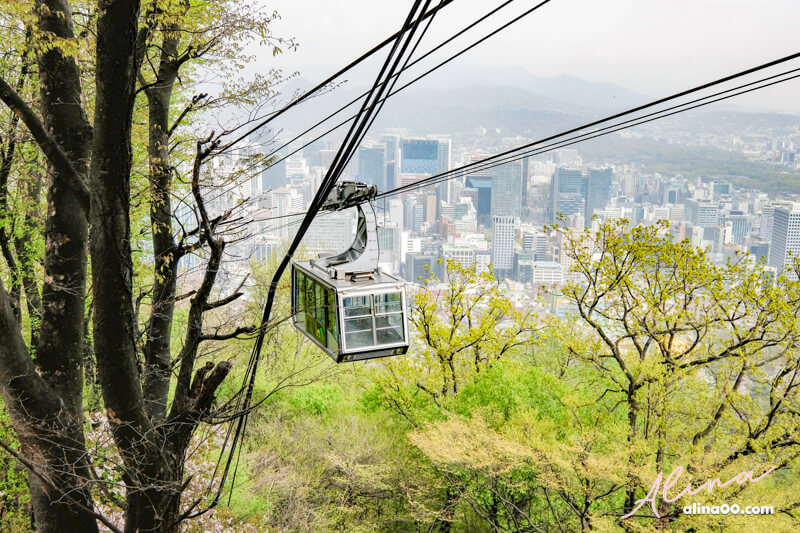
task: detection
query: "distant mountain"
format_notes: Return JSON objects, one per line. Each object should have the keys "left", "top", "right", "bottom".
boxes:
{"left": 425, "top": 64, "right": 651, "bottom": 111}
{"left": 290, "top": 63, "right": 651, "bottom": 112}
{"left": 246, "top": 65, "right": 797, "bottom": 143}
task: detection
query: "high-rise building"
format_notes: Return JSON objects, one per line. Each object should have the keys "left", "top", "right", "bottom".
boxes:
{"left": 549, "top": 168, "right": 587, "bottom": 223}
{"left": 760, "top": 201, "right": 793, "bottom": 242}
{"left": 761, "top": 204, "right": 775, "bottom": 241}
{"left": 378, "top": 223, "right": 402, "bottom": 270}
{"left": 685, "top": 199, "right": 719, "bottom": 228}
{"left": 465, "top": 154, "right": 493, "bottom": 223}
{"left": 492, "top": 215, "right": 518, "bottom": 278}
{"left": 382, "top": 134, "right": 400, "bottom": 163}
{"left": 719, "top": 211, "right": 749, "bottom": 245}
{"left": 386, "top": 160, "right": 396, "bottom": 191}
{"left": 357, "top": 146, "right": 386, "bottom": 190}
{"left": 304, "top": 138, "right": 327, "bottom": 167}
{"left": 301, "top": 210, "right": 354, "bottom": 256}
{"left": 424, "top": 191, "right": 437, "bottom": 224}
{"left": 523, "top": 230, "right": 548, "bottom": 260}
{"left": 402, "top": 196, "right": 416, "bottom": 232}
{"left": 521, "top": 157, "right": 529, "bottom": 207}
{"left": 412, "top": 203, "right": 423, "bottom": 233}
{"left": 406, "top": 253, "right": 435, "bottom": 283}
{"left": 435, "top": 138, "right": 451, "bottom": 216}
{"left": 400, "top": 139, "right": 439, "bottom": 174}
{"left": 491, "top": 161, "right": 523, "bottom": 218}
{"left": 261, "top": 145, "right": 287, "bottom": 192}
{"left": 474, "top": 250, "right": 491, "bottom": 274}
{"left": 769, "top": 203, "right": 800, "bottom": 273}
{"left": 443, "top": 244, "right": 476, "bottom": 269}
{"left": 749, "top": 241, "right": 770, "bottom": 263}
{"left": 585, "top": 168, "right": 613, "bottom": 227}
{"left": 319, "top": 149, "right": 337, "bottom": 168}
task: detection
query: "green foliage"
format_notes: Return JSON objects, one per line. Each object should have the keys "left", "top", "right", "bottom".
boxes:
{"left": 0, "top": 408, "right": 31, "bottom": 532}
{"left": 232, "top": 367, "right": 433, "bottom": 533}
{"left": 286, "top": 384, "right": 341, "bottom": 416}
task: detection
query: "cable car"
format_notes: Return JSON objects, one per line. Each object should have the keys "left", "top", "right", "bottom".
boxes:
{"left": 291, "top": 182, "right": 409, "bottom": 362}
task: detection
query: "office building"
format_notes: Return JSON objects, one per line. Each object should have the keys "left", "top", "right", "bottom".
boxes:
{"left": 400, "top": 139, "right": 439, "bottom": 174}
{"left": 357, "top": 146, "right": 386, "bottom": 190}
{"left": 549, "top": 168, "right": 587, "bottom": 223}
{"left": 491, "top": 161, "right": 523, "bottom": 218}
{"left": 492, "top": 215, "right": 518, "bottom": 278}
{"left": 769, "top": 203, "right": 800, "bottom": 273}
{"left": 685, "top": 199, "right": 719, "bottom": 228}
{"left": 585, "top": 168, "right": 613, "bottom": 227}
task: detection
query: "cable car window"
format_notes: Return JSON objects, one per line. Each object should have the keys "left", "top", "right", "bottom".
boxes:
{"left": 376, "top": 327, "right": 403, "bottom": 345}
{"left": 343, "top": 295, "right": 375, "bottom": 349}
{"left": 293, "top": 270, "right": 338, "bottom": 349}
{"left": 343, "top": 295, "right": 371, "bottom": 317}
{"left": 345, "top": 317, "right": 372, "bottom": 332}
{"left": 374, "top": 313, "right": 402, "bottom": 329}
{"left": 375, "top": 292, "right": 402, "bottom": 314}
{"left": 374, "top": 292, "right": 404, "bottom": 346}
{"left": 325, "top": 289, "right": 338, "bottom": 351}
{"left": 304, "top": 274, "right": 315, "bottom": 316}
{"left": 311, "top": 283, "right": 327, "bottom": 345}
{"left": 294, "top": 270, "right": 306, "bottom": 328}
{"left": 346, "top": 330, "right": 375, "bottom": 349}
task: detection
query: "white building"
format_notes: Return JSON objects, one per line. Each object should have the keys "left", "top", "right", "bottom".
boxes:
{"left": 492, "top": 215, "right": 518, "bottom": 273}
{"left": 769, "top": 202, "right": 800, "bottom": 274}
{"left": 532, "top": 261, "right": 564, "bottom": 285}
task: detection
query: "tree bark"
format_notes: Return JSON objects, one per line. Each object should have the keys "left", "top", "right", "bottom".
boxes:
{"left": 142, "top": 27, "right": 182, "bottom": 421}
{"left": 0, "top": 0, "right": 98, "bottom": 530}
{"left": 0, "top": 280, "right": 98, "bottom": 533}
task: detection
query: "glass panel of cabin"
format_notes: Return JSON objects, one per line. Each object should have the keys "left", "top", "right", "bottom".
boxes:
{"left": 375, "top": 292, "right": 402, "bottom": 314}
{"left": 343, "top": 295, "right": 371, "bottom": 317}
{"left": 311, "top": 283, "right": 327, "bottom": 345}
{"left": 374, "top": 292, "right": 404, "bottom": 345}
{"left": 343, "top": 295, "right": 375, "bottom": 349}
{"left": 293, "top": 270, "right": 305, "bottom": 328}
{"left": 325, "top": 287, "right": 338, "bottom": 351}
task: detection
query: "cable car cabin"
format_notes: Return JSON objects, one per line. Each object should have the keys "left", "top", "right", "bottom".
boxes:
{"left": 290, "top": 181, "right": 409, "bottom": 363}
{"left": 292, "top": 261, "right": 409, "bottom": 362}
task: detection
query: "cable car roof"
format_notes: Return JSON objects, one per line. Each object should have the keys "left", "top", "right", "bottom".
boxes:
{"left": 293, "top": 260, "right": 404, "bottom": 292}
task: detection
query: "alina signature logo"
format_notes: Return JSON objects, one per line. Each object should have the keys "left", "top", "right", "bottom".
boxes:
{"left": 621, "top": 465, "right": 776, "bottom": 519}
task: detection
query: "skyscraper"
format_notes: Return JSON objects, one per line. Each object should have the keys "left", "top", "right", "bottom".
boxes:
{"left": 357, "top": 146, "right": 386, "bottom": 190}
{"left": 304, "top": 138, "right": 327, "bottom": 167}
{"left": 491, "top": 161, "right": 523, "bottom": 218}
{"left": 685, "top": 199, "right": 719, "bottom": 228}
{"left": 382, "top": 133, "right": 400, "bottom": 164}
{"left": 435, "top": 138, "right": 451, "bottom": 216}
{"left": 400, "top": 139, "right": 439, "bottom": 174}
{"left": 585, "top": 167, "right": 613, "bottom": 227}
{"left": 549, "top": 168, "right": 586, "bottom": 223}
{"left": 769, "top": 203, "right": 800, "bottom": 274}
{"left": 464, "top": 155, "right": 494, "bottom": 224}
{"left": 719, "top": 211, "right": 749, "bottom": 245}
{"left": 492, "top": 215, "right": 518, "bottom": 279}
{"left": 261, "top": 144, "right": 287, "bottom": 192}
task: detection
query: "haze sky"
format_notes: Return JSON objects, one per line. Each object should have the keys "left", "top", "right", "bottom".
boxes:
{"left": 261, "top": 0, "right": 800, "bottom": 113}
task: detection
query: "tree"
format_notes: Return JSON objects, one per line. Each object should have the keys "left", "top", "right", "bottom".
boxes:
{"left": 371, "top": 259, "right": 537, "bottom": 531}
{"left": 374, "top": 224, "right": 800, "bottom": 532}
{"left": 376, "top": 259, "right": 536, "bottom": 420}
{"left": 552, "top": 219, "right": 800, "bottom": 529}
{"left": 0, "top": 1, "right": 293, "bottom": 530}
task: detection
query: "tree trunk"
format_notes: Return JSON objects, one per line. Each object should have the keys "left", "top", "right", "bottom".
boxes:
{"left": 1, "top": 0, "right": 98, "bottom": 530}
{"left": 0, "top": 281, "right": 98, "bottom": 533}
{"left": 142, "top": 30, "right": 182, "bottom": 421}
